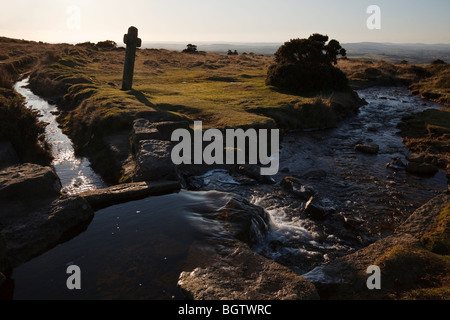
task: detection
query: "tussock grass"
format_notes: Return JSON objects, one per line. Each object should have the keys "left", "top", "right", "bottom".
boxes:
{"left": 26, "top": 44, "right": 362, "bottom": 150}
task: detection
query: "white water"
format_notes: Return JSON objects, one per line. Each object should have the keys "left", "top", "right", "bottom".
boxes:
{"left": 14, "top": 78, "right": 107, "bottom": 194}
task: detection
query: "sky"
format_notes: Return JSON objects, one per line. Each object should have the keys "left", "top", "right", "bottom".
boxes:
{"left": 1, "top": 0, "right": 449, "bottom": 45}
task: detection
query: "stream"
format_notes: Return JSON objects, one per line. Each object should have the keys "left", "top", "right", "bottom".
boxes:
{"left": 8, "top": 83, "right": 448, "bottom": 299}
{"left": 13, "top": 78, "right": 107, "bottom": 194}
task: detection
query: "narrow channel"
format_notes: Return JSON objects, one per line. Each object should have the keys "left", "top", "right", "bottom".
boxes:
{"left": 13, "top": 78, "right": 107, "bottom": 194}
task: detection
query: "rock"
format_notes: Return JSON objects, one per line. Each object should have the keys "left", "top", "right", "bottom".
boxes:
{"left": 80, "top": 180, "right": 181, "bottom": 210}
{"left": 237, "top": 164, "right": 276, "bottom": 185}
{"left": 174, "top": 191, "right": 318, "bottom": 300}
{"left": 386, "top": 158, "right": 406, "bottom": 169}
{"left": 0, "top": 141, "right": 19, "bottom": 169}
{"left": 406, "top": 161, "right": 439, "bottom": 175}
{"left": 355, "top": 144, "right": 379, "bottom": 154}
{"left": 0, "top": 195, "right": 94, "bottom": 267}
{"left": 302, "top": 193, "right": 450, "bottom": 299}
{"left": 134, "top": 140, "right": 179, "bottom": 182}
{"left": 281, "top": 176, "right": 316, "bottom": 200}
{"left": 155, "top": 121, "right": 190, "bottom": 141}
{"left": 178, "top": 245, "right": 319, "bottom": 300}
{"left": 0, "top": 164, "right": 61, "bottom": 200}
{"left": 406, "top": 153, "right": 424, "bottom": 163}
{"left": 131, "top": 118, "right": 161, "bottom": 150}
{"left": 304, "top": 196, "right": 327, "bottom": 221}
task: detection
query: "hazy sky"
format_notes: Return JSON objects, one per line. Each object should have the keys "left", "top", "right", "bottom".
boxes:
{"left": 1, "top": 0, "right": 449, "bottom": 44}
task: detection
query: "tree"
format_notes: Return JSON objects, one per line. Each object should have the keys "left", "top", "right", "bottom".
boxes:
{"left": 182, "top": 44, "right": 198, "bottom": 54}
{"left": 266, "top": 34, "right": 348, "bottom": 93}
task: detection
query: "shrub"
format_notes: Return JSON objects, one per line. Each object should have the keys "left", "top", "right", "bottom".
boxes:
{"left": 266, "top": 60, "right": 348, "bottom": 93}
{"left": 182, "top": 44, "right": 198, "bottom": 54}
{"left": 95, "top": 40, "right": 117, "bottom": 50}
{"left": 266, "top": 34, "right": 349, "bottom": 93}
{"left": 431, "top": 59, "right": 446, "bottom": 65}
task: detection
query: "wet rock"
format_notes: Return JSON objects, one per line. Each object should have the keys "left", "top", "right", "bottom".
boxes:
{"left": 406, "top": 161, "right": 439, "bottom": 176}
{"left": 354, "top": 144, "right": 379, "bottom": 154}
{"left": 134, "top": 139, "right": 179, "bottom": 182}
{"left": 0, "top": 195, "right": 94, "bottom": 267}
{"left": 303, "top": 193, "right": 450, "bottom": 299}
{"left": 175, "top": 191, "right": 320, "bottom": 300}
{"left": 131, "top": 118, "right": 161, "bottom": 150}
{"left": 178, "top": 245, "right": 319, "bottom": 300}
{"left": 80, "top": 180, "right": 181, "bottom": 210}
{"left": 386, "top": 158, "right": 406, "bottom": 170}
{"left": 237, "top": 164, "right": 276, "bottom": 185}
{"left": 0, "top": 141, "right": 19, "bottom": 169}
{"left": 304, "top": 196, "right": 327, "bottom": 221}
{"left": 281, "top": 176, "right": 316, "bottom": 200}
{"left": 406, "top": 153, "right": 424, "bottom": 163}
{"left": 0, "top": 164, "right": 61, "bottom": 200}
{"left": 155, "top": 121, "right": 190, "bottom": 141}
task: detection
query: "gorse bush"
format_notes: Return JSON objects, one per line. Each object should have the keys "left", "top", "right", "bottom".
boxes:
{"left": 266, "top": 34, "right": 349, "bottom": 93}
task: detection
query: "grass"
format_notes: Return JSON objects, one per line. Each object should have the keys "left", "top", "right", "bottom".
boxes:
{"left": 23, "top": 44, "right": 364, "bottom": 152}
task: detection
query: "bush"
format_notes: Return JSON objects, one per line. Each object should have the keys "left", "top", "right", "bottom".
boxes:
{"left": 266, "top": 34, "right": 349, "bottom": 93}
{"left": 182, "top": 44, "right": 198, "bottom": 54}
{"left": 95, "top": 40, "right": 117, "bottom": 50}
{"left": 266, "top": 61, "right": 348, "bottom": 93}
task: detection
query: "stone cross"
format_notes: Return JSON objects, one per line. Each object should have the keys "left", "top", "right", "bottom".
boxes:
{"left": 122, "top": 26, "right": 142, "bottom": 90}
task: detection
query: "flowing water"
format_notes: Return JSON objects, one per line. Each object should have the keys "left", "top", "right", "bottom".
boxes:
{"left": 6, "top": 84, "right": 448, "bottom": 299}
{"left": 13, "top": 78, "right": 107, "bottom": 194}
{"left": 187, "top": 86, "right": 448, "bottom": 273}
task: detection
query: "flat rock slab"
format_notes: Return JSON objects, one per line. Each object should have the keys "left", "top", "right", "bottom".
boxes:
{"left": 80, "top": 180, "right": 181, "bottom": 209}
{"left": 0, "top": 195, "right": 94, "bottom": 269}
{"left": 178, "top": 244, "right": 319, "bottom": 300}
{"left": 0, "top": 164, "right": 62, "bottom": 200}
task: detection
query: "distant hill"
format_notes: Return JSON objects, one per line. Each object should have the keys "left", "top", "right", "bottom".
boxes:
{"left": 141, "top": 41, "right": 450, "bottom": 64}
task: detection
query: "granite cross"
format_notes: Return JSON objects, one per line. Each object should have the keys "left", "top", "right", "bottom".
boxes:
{"left": 122, "top": 26, "right": 142, "bottom": 90}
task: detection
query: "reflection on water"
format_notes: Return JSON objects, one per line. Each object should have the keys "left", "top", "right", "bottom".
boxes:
{"left": 11, "top": 190, "right": 234, "bottom": 300}
{"left": 13, "top": 78, "right": 107, "bottom": 194}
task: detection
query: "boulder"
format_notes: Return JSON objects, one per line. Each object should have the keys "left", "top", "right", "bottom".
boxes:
{"left": 304, "top": 196, "right": 327, "bottom": 221}
{"left": 406, "top": 161, "right": 439, "bottom": 175}
{"left": 1, "top": 195, "right": 94, "bottom": 267}
{"left": 175, "top": 191, "right": 318, "bottom": 300}
{"left": 237, "top": 164, "right": 276, "bottom": 185}
{"left": 355, "top": 144, "right": 379, "bottom": 154}
{"left": 406, "top": 153, "right": 425, "bottom": 163}
{"left": 281, "top": 176, "right": 316, "bottom": 200}
{"left": 302, "top": 193, "right": 450, "bottom": 299}
{"left": 0, "top": 163, "right": 61, "bottom": 200}
{"left": 178, "top": 245, "right": 319, "bottom": 300}
{"left": 134, "top": 139, "right": 179, "bottom": 182}
{"left": 386, "top": 158, "right": 406, "bottom": 170}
